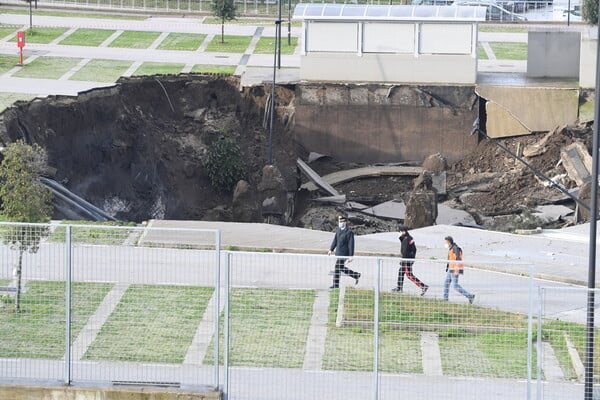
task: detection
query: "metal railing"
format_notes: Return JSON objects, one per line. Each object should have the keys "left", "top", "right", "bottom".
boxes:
{"left": 0, "top": 221, "right": 595, "bottom": 399}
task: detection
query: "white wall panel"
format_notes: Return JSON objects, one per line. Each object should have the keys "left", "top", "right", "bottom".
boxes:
{"left": 306, "top": 22, "right": 358, "bottom": 52}
{"left": 363, "top": 23, "right": 414, "bottom": 53}
{"left": 419, "top": 24, "right": 472, "bottom": 54}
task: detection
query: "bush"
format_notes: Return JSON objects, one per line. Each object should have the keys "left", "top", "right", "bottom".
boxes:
{"left": 205, "top": 136, "right": 245, "bottom": 192}
{"left": 583, "top": 0, "right": 598, "bottom": 24}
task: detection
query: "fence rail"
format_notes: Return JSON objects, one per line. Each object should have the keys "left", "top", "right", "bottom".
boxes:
{"left": 0, "top": 222, "right": 596, "bottom": 399}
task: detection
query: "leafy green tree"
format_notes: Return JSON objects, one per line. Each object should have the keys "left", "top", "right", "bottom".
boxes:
{"left": 583, "top": 0, "right": 598, "bottom": 24}
{"left": 0, "top": 141, "right": 52, "bottom": 310}
{"left": 211, "top": 0, "right": 237, "bottom": 43}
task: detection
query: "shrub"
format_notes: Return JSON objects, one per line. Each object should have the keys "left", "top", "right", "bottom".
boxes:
{"left": 583, "top": 0, "right": 598, "bottom": 24}
{"left": 205, "top": 136, "right": 245, "bottom": 192}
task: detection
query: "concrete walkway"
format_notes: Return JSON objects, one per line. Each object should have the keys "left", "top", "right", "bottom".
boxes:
{"left": 0, "top": 12, "right": 534, "bottom": 97}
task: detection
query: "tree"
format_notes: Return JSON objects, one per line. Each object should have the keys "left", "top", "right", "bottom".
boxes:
{"left": 582, "top": 0, "right": 598, "bottom": 25}
{"left": 0, "top": 141, "right": 52, "bottom": 311}
{"left": 211, "top": 0, "right": 237, "bottom": 43}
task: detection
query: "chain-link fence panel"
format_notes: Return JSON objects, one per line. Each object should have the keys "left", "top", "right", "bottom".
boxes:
{"left": 537, "top": 286, "right": 600, "bottom": 400}
{"left": 0, "top": 222, "right": 221, "bottom": 390}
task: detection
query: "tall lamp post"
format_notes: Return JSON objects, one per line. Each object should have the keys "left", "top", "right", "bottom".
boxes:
{"left": 583, "top": 13, "right": 600, "bottom": 400}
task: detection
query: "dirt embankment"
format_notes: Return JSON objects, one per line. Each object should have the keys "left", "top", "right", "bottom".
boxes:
{"left": 0, "top": 75, "right": 592, "bottom": 233}
{"left": 0, "top": 75, "right": 297, "bottom": 222}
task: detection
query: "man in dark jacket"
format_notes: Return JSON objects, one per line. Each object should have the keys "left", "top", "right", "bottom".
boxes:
{"left": 392, "top": 226, "right": 428, "bottom": 296}
{"left": 328, "top": 215, "right": 360, "bottom": 289}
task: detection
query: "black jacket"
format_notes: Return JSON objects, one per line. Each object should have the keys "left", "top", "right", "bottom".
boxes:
{"left": 330, "top": 227, "right": 355, "bottom": 257}
{"left": 399, "top": 233, "right": 417, "bottom": 259}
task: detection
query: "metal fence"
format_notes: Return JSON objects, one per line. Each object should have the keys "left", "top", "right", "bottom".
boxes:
{"left": 0, "top": 0, "right": 582, "bottom": 22}
{"left": 0, "top": 221, "right": 596, "bottom": 399}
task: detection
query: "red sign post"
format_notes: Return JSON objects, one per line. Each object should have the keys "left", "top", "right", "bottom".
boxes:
{"left": 16, "top": 31, "right": 25, "bottom": 66}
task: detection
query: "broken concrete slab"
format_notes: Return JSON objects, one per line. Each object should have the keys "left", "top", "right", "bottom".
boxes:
{"left": 301, "top": 165, "right": 423, "bottom": 192}
{"left": 476, "top": 85, "right": 579, "bottom": 137}
{"left": 533, "top": 204, "right": 575, "bottom": 223}
{"left": 311, "top": 195, "right": 347, "bottom": 204}
{"left": 296, "top": 158, "right": 340, "bottom": 196}
{"left": 436, "top": 204, "right": 476, "bottom": 226}
{"left": 561, "top": 142, "right": 592, "bottom": 186}
{"left": 360, "top": 200, "right": 406, "bottom": 220}
{"left": 523, "top": 127, "right": 559, "bottom": 157}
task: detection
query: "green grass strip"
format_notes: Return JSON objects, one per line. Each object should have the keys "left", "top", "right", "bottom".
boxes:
{"left": 49, "top": 221, "right": 137, "bottom": 245}
{"left": 190, "top": 64, "right": 236, "bottom": 75}
{"left": 58, "top": 28, "right": 116, "bottom": 47}
{"left": 84, "top": 285, "right": 213, "bottom": 363}
{"left": 205, "top": 35, "right": 253, "bottom": 53}
{"left": 0, "top": 281, "right": 112, "bottom": 359}
{"left": 205, "top": 288, "right": 315, "bottom": 368}
{"left": 253, "top": 36, "right": 298, "bottom": 55}
{"left": 0, "top": 54, "right": 19, "bottom": 74}
{"left": 132, "top": 62, "right": 185, "bottom": 76}
{"left": 13, "top": 57, "right": 81, "bottom": 79}
{"left": 479, "top": 25, "right": 527, "bottom": 33}
{"left": 489, "top": 42, "right": 528, "bottom": 61}
{"left": 0, "top": 93, "right": 35, "bottom": 113}
{"left": 108, "top": 30, "right": 162, "bottom": 49}
{"left": 478, "top": 44, "right": 489, "bottom": 60}
{"left": 70, "top": 59, "right": 133, "bottom": 82}
{"left": 0, "top": 9, "right": 146, "bottom": 20}
{"left": 157, "top": 33, "right": 206, "bottom": 51}
{"left": 0, "top": 25, "right": 19, "bottom": 40}
{"left": 9, "top": 28, "right": 70, "bottom": 44}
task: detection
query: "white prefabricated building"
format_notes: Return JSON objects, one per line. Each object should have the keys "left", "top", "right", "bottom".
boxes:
{"left": 292, "top": 3, "right": 486, "bottom": 84}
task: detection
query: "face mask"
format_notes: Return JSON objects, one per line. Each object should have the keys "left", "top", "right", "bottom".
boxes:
{"left": 338, "top": 222, "right": 345, "bottom": 229}
{"left": 444, "top": 243, "right": 450, "bottom": 249}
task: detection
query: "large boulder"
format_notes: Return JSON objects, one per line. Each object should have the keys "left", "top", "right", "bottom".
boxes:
{"left": 404, "top": 171, "right": 438, "bottom": 228}
{"left": 232, "top": 180, "right": 260, "bottom": 222}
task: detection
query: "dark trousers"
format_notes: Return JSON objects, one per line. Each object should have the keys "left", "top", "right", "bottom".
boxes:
{"left": 397, "top": 262, "right": 426, "bottom": 289}
{"left": 332, "top": 258, "right": 359, "bottom": 288}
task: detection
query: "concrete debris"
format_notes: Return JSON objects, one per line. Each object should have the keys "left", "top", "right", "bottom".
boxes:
{"left": 523, "top": 127, "right": 559, "bottom": 158}
{"left": 360, "top": 200, "right": 406, "bottom": 220}
{"left": 436, "top": 204, "right": 476, "bottom": 226}
{"left": 346, "top": 201, "right": 369, "bottom": 210}
{"left": 576, "top": 181, "right": 597, "bottom": 223}
{"left": 311, "top": 195, "right": 346, "bottom": 204}
{"left": 307, "top": 152, "right": 329, "bottom": 163}
{"left": 296, "top": 158, "right": 340, "bottom": 196}
{"left": 422, "top": 153, "right": 448, "bottom": 172}
{"left": 404, "top": 189, "right": 437, "bottom": 229}
{"left": 560, "top": 142, "right": 592, "bottom": 187}
{"left": 542, "top": 174, "right": 568, "bottom": 189}
{"left": 300, "top": 165, "right": 422, "bottom": 192}
{"left": 533, "top": 204, "right": 575, "bottom": 223}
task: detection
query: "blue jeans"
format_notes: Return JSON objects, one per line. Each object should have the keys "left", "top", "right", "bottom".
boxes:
{"left": 443, "top": 271, "right": 472, "bottom": 301}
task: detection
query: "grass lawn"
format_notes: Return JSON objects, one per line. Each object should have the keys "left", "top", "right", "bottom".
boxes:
{"left": 479, "top": 25, "right": 527, "bottom": 33}
{"left": 108, "top": 30, "right": 162, "bottom": 49}
{"left": 0, "top": 8, "right": 146, "bottom": 20}
{"left": 489, "top": 42, "right": 528, "bottom": 60}
{"left": 58, "top": 28, "right": 116, "bottom": 47}
{"left": 205, "top": 35, "right": 253, "bottom": 53}
{"left": 205, "top": 288, "right": 315, "bottom": 368}
{"left": 0, "top": 25, "right": 19, "bottom": 40}
{"left": 49, "top": 221, "right": 138, "bottom": 245}
{"left": 0, "top": 54, "right": 20, "bottom": 74}
{"left": 9, "top": 28, "right": 70, "bottom": 44}
{"left": 157, "top": 33, "right": 206, "bottom": 51}
{"left": 253, "top": 36, "right": 298, "bottom": 55}
{"left": 190, "top": 64, "right": 236, "bottom": 75}
{"left": 13, "top": 57, "right": 81, "bottom": 79}
{"left": 0, "top": 93, "right": 35, "bottom": 113}
{"left": 0, "top": 281, "right": 112, "bottom": 359}
{"left": 70, "top": 59, "right": 133, "bottom": 82}
{"left": 132, "top": 62, "right": 185, "bottom": 76}
{"left": 544, "top": 320, "right": 600, "bottom": 378}
{"left": 84, "top": 285, "right": 214, "bottom": 363}
{"left": 478, "top": 44, "right": 489, "bottom": 60}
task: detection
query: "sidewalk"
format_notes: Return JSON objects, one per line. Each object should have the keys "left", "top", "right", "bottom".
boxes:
{"left": 0, "top": 12, "right": 531, "bottom": 97}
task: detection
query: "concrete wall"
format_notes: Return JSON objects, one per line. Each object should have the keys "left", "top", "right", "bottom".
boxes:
{"left": 580, "top": 28, "right": 597, "bottom": 89}
{"left": 527, "top": 30, "right": 580, "bottom": 79}
{"left": 0, "top": 384, "right": 221, "bottom": 399}
{"left": 293, "top": 83, "right": 479, "bottom": 164}
{"left": 299, "top": 53, "right": 477, "bottom": 84}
